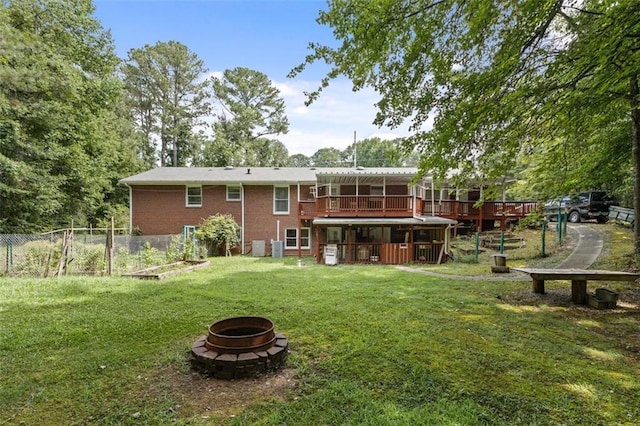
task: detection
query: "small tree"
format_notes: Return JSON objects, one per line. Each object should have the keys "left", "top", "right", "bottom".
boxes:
{"left": 195, "top": 214, "right": 240, "bottom": 256}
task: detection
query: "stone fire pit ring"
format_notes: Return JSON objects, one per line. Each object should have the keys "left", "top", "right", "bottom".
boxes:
{"left": 191, "top": 316, "right": 288, "bottom": 379}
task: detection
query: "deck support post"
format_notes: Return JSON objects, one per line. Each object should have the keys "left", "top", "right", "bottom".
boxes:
{"left": 532, "top": 279, "right": 545, "bottom": 294}
{"left": 571, "top": 280, "right": 587, "bottom": 304}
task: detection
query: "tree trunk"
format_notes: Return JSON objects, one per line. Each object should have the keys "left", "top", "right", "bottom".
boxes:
{"left": 631, "top": 75, "right": 640, "bottom": 253}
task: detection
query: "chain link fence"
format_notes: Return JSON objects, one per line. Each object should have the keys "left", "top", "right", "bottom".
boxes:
{"left": 1, "top": 231, "right": 188, "bottom": 277}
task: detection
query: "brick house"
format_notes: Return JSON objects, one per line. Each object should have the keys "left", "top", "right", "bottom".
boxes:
{"left": 120, "top": 166, "right": 538, "bottom": 264}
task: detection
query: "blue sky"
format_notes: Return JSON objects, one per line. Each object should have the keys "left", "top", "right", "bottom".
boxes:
{"left": 93, "top": 0, "right": 411, "bottom": 156}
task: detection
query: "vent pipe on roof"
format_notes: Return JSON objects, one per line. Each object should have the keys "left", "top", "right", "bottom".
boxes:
{"left": 247, "top": 168, "right": 251, "bottom": 174}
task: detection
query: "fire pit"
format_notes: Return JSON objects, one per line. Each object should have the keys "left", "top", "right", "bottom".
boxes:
{"left": 191, "top": 316, "right": 288, "bottom": 379}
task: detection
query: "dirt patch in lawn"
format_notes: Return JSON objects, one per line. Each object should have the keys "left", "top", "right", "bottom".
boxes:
{"left": 143, "top": 364, "right": 298, "bottom": 422}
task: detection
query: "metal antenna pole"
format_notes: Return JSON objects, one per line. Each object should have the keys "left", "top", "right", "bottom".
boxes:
{"left": 353, "top": 130, "right": 357, "bottom": 167}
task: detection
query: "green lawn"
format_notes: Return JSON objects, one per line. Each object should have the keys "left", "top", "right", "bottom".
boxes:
{"left": 1, "top": 225, "right": 639, "bottom": 425}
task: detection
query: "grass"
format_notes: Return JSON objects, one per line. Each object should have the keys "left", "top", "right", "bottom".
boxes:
{"left": 424, "top": 226, "right": 574, "bottom": 275}
{"left": 1, "top": 224, "right": 639, "bottom": 425}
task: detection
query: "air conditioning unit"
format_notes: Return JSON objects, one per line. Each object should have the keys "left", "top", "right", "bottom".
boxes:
{"left": 252, "top": 240, "right": 265, "bottom": 257}
{"left": 272, "top": 240, "right": 284, "bottom": 258}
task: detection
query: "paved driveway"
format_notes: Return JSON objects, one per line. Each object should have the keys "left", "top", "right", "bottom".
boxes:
{"left": 556, "top": 224, "right": 603, "bottom": 269}
{"left": 397, "top": 223, "right": 604, "bottom": 280}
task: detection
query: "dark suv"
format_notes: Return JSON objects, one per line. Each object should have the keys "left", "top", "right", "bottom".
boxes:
{"left": 543, "top": 191, "right": 617, "bottom": 223}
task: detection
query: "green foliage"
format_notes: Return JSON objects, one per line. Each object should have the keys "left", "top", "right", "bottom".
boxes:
{"left": 311, "top": 147, "right": 346, "bottom": 167}
{"left": 11, "top": 240, "right": 59, "bottom": 277}
{"left": 1, "top": 242, "right": 639, "bottom": 424}
{"left": 165, "top": 236, "right": 184, "bottom": 263}
{"left": 289, "top": 153, "right": 312, "bottom": 167}
{"left": 122, "top": 40, "right": 210, "bottom": 167}
{"left": 165, "top": 234, "right": 203, "bottom": 262}
{"left": 114, "top": 247, "right": 130, "bottom": 271}
{"left": 513, "top": 211, "right": 544, "bottom": 232}
{"left": 9, "top": 239, "right": 106, "bottom": 276}
{"left": 141, "top": 241, "right": 158, "bottom": 267}
{"left": 204, "top": 67, "right": 289, "bottom": 167}
{"left": 195, "top": 214, "right": 240, "bottom": 256}
{"left": 0, "top": 0, "right": 141, "bottom": 232}
{"left": 344, "top": 136, "right": 415, "bottom": 167}
{"left": 72, "top": 244, "right": 105, "bottom": 274}
{"left": 94, "top": 204, "right": 131, "bottom": 230}
{"left": 292, "top": 0, "right": 639, "bottom": 218}
{"left": 255, "top": 138, "right": 291, "bottom": 167}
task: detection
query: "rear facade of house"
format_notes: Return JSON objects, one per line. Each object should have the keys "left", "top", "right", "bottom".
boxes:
{"left": 120, "top": 167, "right": 538, "bottom": 265}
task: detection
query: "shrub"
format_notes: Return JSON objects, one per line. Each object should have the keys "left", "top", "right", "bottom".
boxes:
{"left": 12, "top": 240, "right": 60, "bottom": 277}
{"left": 72, "top": 244, "right": 105, "bottom": 274}
{"left": 141, "top": 241, "right": 160, "bottom": 267}
{"left": 195, "top": 214, "right": 240, "bottom": 256}
{"left": 115, "top": 247, "right": 131, "bottom": 271}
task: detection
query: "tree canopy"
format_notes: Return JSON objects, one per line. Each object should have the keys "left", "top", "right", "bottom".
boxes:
{"left": 4, "top": 0, "right": 639, "bottom": 245}
{"left": 0, "top": 0, "right": 141, "bottom": 232}
{"left": 202, "top": 67, "right": 289, "bottom": 167}
{"left": 292, "top": 0, "right": 640, "bottom": 249}
{"left": 122, "top": 40, "right": 210, "bottom": 167}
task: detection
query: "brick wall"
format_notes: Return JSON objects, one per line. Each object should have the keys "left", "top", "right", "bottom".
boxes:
{"left": 130, "top": 184, "right": 312, "bottom": 256}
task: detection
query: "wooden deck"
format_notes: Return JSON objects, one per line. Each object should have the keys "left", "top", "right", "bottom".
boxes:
{"left": 299, "top": 197, "right": 540, "bottom": 228}
{"left": 421, "top": 200, "right": 539, "bottom": 227}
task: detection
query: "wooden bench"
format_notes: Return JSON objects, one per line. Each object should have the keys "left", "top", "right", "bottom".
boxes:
{"left": 511, "top": 268, "right": 640, "bottom": 305}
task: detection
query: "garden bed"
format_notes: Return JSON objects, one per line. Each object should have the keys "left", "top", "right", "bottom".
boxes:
{"left": 123, "top": 260, "right": 210, "bottom": 280}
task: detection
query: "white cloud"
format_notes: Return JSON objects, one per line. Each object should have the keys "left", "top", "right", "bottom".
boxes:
{"left": 274, "top": 78, "right": 413, "bottom": 156}
{"left": 205, "top": 72, "right": 417, "bottom": 157}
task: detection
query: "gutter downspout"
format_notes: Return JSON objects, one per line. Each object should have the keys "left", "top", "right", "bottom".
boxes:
{"left": 241, "top": 183, "right": 245, "bottom": 254}
{"left": 124, "top": 183, "right": 133, "bottom": 234}
{"left": 431, "top": 183, "right": 435, "bottom": 217}
{"left": 445, "top": 224, "right": 451, "bottom": 258}
{"left": 297, "top": 182, "right": 301, "bottom": 259}
{"left": 412, "top": 185, "right": 417, "bottom": 218}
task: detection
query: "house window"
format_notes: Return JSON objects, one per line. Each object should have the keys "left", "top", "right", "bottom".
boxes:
{"left": 227, "top": 185, "right": 241, "bottom": 201}
{"left": 274, "top": 186, "right": 289, "bottom": 214}
{"left": 300, "top": 227, "right": 310, "bottom": 248}
{"left": 285, "top": 227, "right": 310, "bottom": 249}
{"left": 186, "top": 186, "right": 202, "bottom": 207}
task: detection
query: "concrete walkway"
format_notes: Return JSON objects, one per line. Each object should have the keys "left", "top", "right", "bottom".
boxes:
{"left": 396, "top": 223, "right": 603, "bottom": 280}
{"left": 555, "top": 224, "right": 602, "bottom": 269}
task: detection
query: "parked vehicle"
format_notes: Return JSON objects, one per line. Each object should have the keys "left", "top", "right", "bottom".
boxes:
{"left": 543, "top": 191, "right": 617, "bottom": 223}
{"left": 543, "top": 196, "right": 581, "bottom": 222}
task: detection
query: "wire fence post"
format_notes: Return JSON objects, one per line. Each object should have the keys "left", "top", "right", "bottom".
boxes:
{"left": 541, "top": 221, "right": 546, "bottom": 257}
{"left": 557, "top": 209, "right": 562, "bottom": 244}
{"left": 4, "top": 238, "right": 11, "bottom": 274}
{"left": 475, "top": 232, "right": 480, "bottom": 262}
{"left": 105, "top": 217, "right": 114, "bottom": 276}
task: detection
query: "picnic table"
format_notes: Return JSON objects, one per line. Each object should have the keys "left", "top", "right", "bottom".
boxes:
{"left": 512, "top": 268, "right": 640, "bottom": 305}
